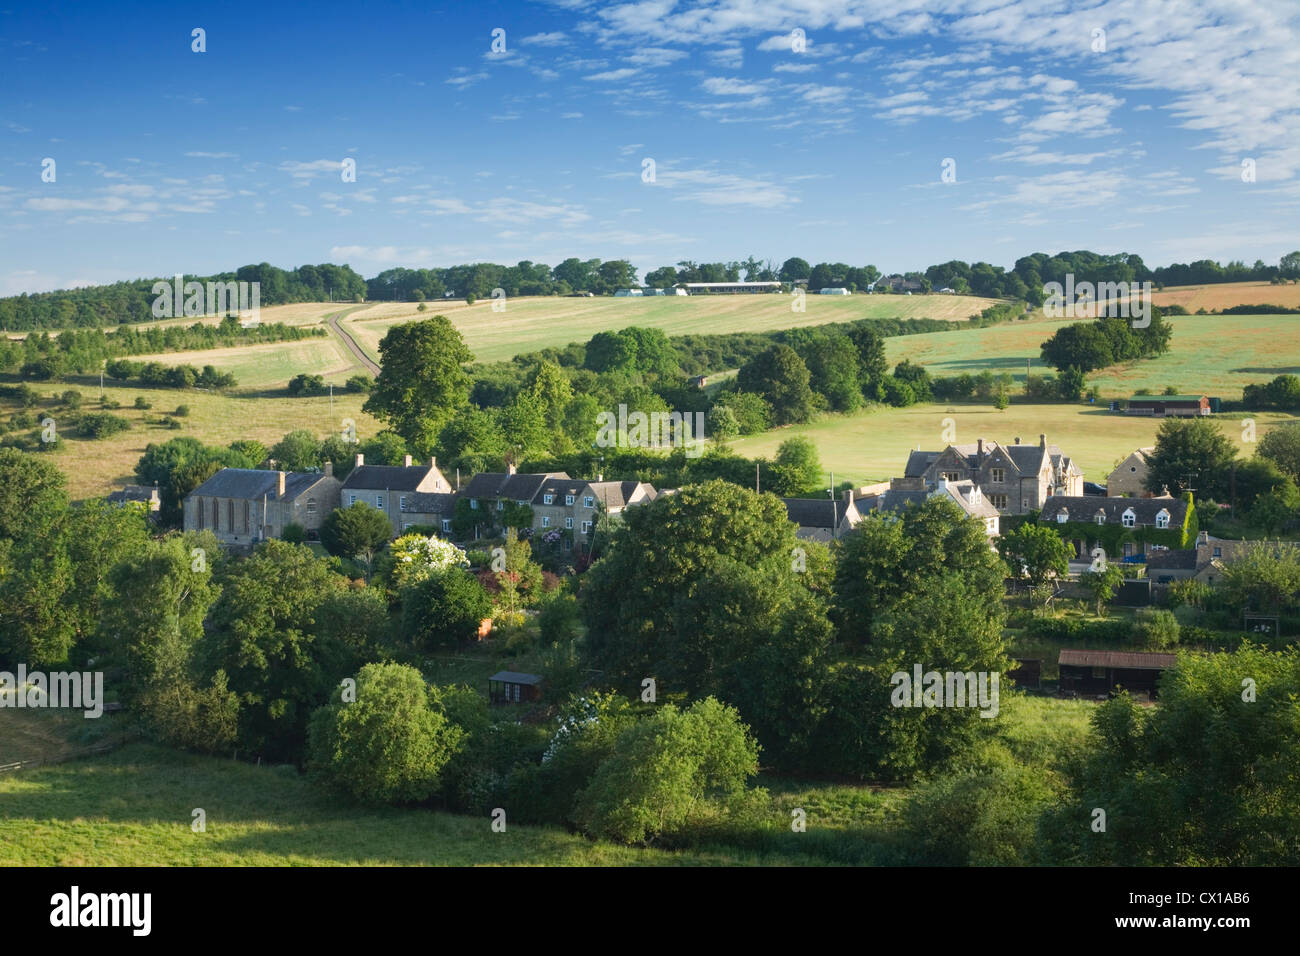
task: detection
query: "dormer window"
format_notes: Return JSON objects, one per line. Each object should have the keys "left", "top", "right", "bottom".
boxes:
{"left": 565, "top": 494, "right": 575, "bottom": 505}
{"left": 1122, "top": 508, "right": 1136, "bottom": 528}
{"left": 1056, "top": 510, "right": 1068, "bottom": 523}
{"left": 1155, "top": 509, "right": 1170, "bottom": 529}
{"left": 1094, "top": 512, "right": 1105, "bottom": 525}
{"left": 543, "top": 494, "right": 554, "bottom": 505}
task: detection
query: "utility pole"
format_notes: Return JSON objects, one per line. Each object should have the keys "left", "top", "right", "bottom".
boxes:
{"left": 828, "top": 471, "right": 838, "bottom": 540}
{"left": 329, "top": 383, "right": 334, "bottom": 421}
{"left": 755, "top": 461, "right": 760, "bottom": 493}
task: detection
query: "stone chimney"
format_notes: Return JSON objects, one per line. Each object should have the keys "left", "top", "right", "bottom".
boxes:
{"left": 977, "top": 437, "right": 984, "bottom": 462}
{"left": 507, "top": 462, "right": 517, "bottom": 476}
{"left": 1197, "top": 530, "right": 1209, "bottom": 547}
{"left": 277, "top": 471, "right": 286, "bottom": 498}
{"left": 596, "top": 473, "right": 603, "bottom": 482}
{"left": 843, "top": 489, "right": 853, "bottom": 504}
{"left": 430, "top": 456, "right": 436, "bottom": 468}
{"left": 404, "top": 454, "right": 413, "bottom": 467}
{"left": 323, "top": 461, "right": 333, "bottom": 478}
{"left": 1039, "top": 433, "right": 1046, "bottom": 448}
{"left": 354, "top": 452, "right": 364, "bottom": 468}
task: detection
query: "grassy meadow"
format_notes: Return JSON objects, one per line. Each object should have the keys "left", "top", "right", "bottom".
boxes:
{"left": 1, "top": 382, "right": 383, "bottom": 500}
{"left": 728, "top": 403, "right": 1300, "bottom": 487}
{"left": 344, "top": 292, "right": 1004, "bottom": 365}
{"left": 0, "top": 692, "right": 1093, "bottom": 866}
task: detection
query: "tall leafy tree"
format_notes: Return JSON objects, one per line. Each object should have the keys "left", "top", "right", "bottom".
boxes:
{"left": 321, "top": 502, "right": 393, "bottom": 580}
{"left": 737, "top": 344, "right": 815, "bottom": 425}
{"left": 364, "top": 317, "right": 474, "bottom": 451}
{"left": 1144, "top": 418, "right": 1237, "bottom": 499}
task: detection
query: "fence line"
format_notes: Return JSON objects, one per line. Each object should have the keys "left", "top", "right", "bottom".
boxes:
{"left": 0, "top": 739, "right": 122, "bottom": 775}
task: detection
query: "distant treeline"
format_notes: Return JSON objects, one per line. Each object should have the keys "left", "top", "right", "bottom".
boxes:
{"left": 5, "top": 250, "right": 1296, "bottom": 332}
{"left": 0, "top": 263, "right": 367, "bottom": 331}
{"left": 0, "top": 315, "right": 325, "bottom": 378}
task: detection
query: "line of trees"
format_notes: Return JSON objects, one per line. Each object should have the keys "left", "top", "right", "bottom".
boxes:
{"left": 0, "top": 263, "right": 366, "bottom": 331}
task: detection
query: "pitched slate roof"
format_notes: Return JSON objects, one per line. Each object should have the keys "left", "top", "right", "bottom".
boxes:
{"left": 1059, "top": 649, "right": 1178, "bottom": 670}
{"left": 343, "top": 464, "right": 441, "bottom": 492}
{"left": 1039, "top": 495, "right": 1186, "bottom": 526}
{"left": 406, "top": 491, "right": 457, "bottom": 515}
{"left": 460, "top": 471, "right": 569, "bottom": 503}
{"left": 188, "top": 468, "right": 329, "bottom": 502}
{"left": 588, "top": 480, "right": 654, "bottom": 510}
{"left": 781, "top": 497, "right": 852, "bottom": 530}
{"left": 106, "top": 485, "right": 158, "bottom": 503}
{"left": 1145, "top": 549, "right": 1198, "bottom": 571}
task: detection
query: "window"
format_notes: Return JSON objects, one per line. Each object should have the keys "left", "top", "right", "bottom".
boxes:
{"left": 542, "top": 516, "right": 551, "bottom": 527}
{"left": 513, "top": 684, "right": 520, "bottom": 703}
{"left": 244, "top": 500, "right": 250, "bottom": 533}
{"left": 582, "top": 521, "right": 592, "bottom": 534}
{"left": 349, "top": 494, "right": 357, "bottom": 506}
{"left": 228, "top": 500, "right": 234, "bottom": 530}
{"left": 1095, "top": 514, "right": 1105, "bottom": 525}
{"left": 1155, "top": 510, "right": 1169, "bottom": 529}
{"left": 584, "top": 496, "right": 594, "bottom": 508}
{"left": 212, "top": 498, "right": 219, "bottom": 529}
{"left": 442, "top": 519, "right": 452, "bottom": 532}
{"left": 307, "top": 497, "right": 317, "bottom": 516}
{"left": 497, "top": 500, "right": 504, "bottom": 511}
{"left": 563, "top": 537, "right": 572, "bottom": 552}
{"left": 942, "top": 471, "right": 960, "bottom": 482}
{"left": 1123, "top": 542, "right": 1134, "bottom": 556}
{"left": 1056, "top": 511, "right": 1068, "bottom": 523}
{"left": 1130, "top": 466, "right": 1138, "bottom": 473}
{"left": 1213, "top": 547, "right": 1222, "bottom": 558}
{"left": 1021, "top": 497, "right": 1029, "bottom": 509}
{"left": 1122, "top": 509, "right": 1136, "bottom": 528}
{"left": 400, "top": 496, "right": 407, "bottom": 512}
{"left": 565, "top": 517, "right": 573, "bottom": 529}
{"left": 565, "top": 494, "right": 575, "bottom": 505}
{"left": 990, "top": 494, "right": 1008, "bottom": 509}
{"left": 376, "top": 495, "right": 384, "bottom": 510}
{"left": 470, "top": 499, "right": 478, "bottom": 510}
{"left": 517, "top": 500, "right": 526, "bottom": 507}
{"left": 543, "top": 494, "right": 553, "bottom": 505}
{"left": 991, "top": 468, "right": 1005, "bottom": 483}
{"left": 197, "top": 498, "right": 205, "bottom": 529}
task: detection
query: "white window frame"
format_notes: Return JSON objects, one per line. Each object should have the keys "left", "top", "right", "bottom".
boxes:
{"left": 565, "top": 494, "right": 575, "bottom": 505}
{"left": 584, "top": 496, "right": 594, "bottom": 508}
{"left": 1056, "top": 511, "right": 1068, "bottom": 523}
{"left": 542, "top": 516, "right": 551, "bottom": 527}
{"left": 543, "top": 494, "right": 553, "bottom": 505}
{"left": 991, "top": 468, "right": 1005, "bottom": 483}
{"left": 582, "top": 521, "right": 592, "bottom": 534}
{"left": 349, "top": 494, "right": 357, "bottom": 506}
{"left": 400, "top": 496, "right": 407, "bottom": 512}
{"left": 1155, "top": 510, "right": 1170, "bottom": 529}
{"left": 497, "top": 500, "right": 504, "bottom": 511}
{"left": 565, "top": 517, "right": 573, "bottom": 529}
{"left": 442, "top": 519, "right": 452, "bottom": 532}
{"left": 376, "top": 495, "right": 384, "bottom": 510}
{"left": 1122, "top": 509, "right": 1136, "bottom": 528}
{"left": 470, "top": 499, "right": 478, "bottom": 510}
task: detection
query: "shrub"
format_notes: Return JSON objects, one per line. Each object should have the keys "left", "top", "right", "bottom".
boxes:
{"left": 288, "top": 373, "right": 326, "bottom": 397}
{"left": 282, "top": 522, "right": 306, "bottom": 544}
{"left": 173, "top": 405, "right": 190, "bottom": 417}
{"left": 345, "top": 375, "right": 373, "bottom": 393}
{"left": 76, "top": 412, "right": 131, "bottom": 439}
{"left": 1133, "top": 608, "right": 1180, "bottom": 649}
{"left": 134, "top": 396, "right": 152, "bottom": 410}
{"left": 307, "top": 662, "right": 465, "bottom": 805}
{"left": 60, "top": 390, "right": 83, "bottom": 409}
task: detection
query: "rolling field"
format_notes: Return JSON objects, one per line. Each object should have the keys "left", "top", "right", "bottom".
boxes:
{"left": 1151, "top": 280, "right": 1300, "bottom": 312}
{"left": 126, "top": 337, "right": 363, "bottom": 390}
{"left": 344, "top": 292, "right": 1004, "bottom": 365}
{"left": 728, "top": 404, "right": 1300, "bottom": 487}
{"left": 2, "top": 382, "right": 383, "bottom": 500}
{"left": 888, "top": 313, "right": 1300, "bottom": 396}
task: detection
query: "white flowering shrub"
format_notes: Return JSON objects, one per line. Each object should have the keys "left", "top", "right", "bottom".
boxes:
{"left": 390, "top": 532, "right": 468, "bottom": 590}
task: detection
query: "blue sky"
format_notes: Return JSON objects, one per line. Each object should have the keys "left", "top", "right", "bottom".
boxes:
{"left": 2, "top": 0, "right": 1298, "bottom": 294}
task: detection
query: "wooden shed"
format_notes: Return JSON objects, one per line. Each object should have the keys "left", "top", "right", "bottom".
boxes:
{"left": 1007, "top": 658, "right": 1042, "bottom": 689}
{"left": 488, "top": 670, "right": 544, "bottom": 705}
{"left": 1058, "top": 649, "right": 1176, "bottom": 699}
